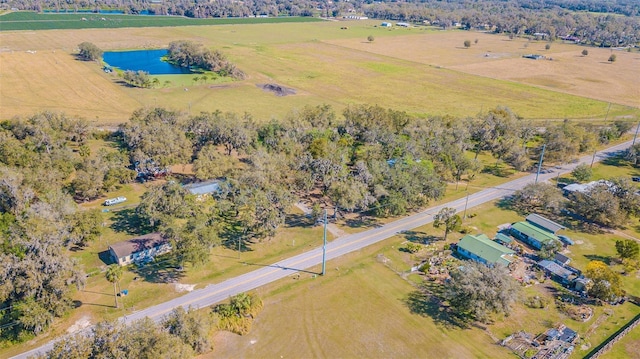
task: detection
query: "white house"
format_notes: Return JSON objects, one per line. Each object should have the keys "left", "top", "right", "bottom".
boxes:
{"left": 109, "top": 233, "right": 171, "bottom": 266}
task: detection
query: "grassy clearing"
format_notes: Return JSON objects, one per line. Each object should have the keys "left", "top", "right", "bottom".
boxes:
{"left": 0, "top": 12, "right": 321, "bottom": 31}
{"left": 210, "top": 248, "right": 512, "bottom": 359}
{"left": 328, "top": 31, "right": 640, "bottom": 110}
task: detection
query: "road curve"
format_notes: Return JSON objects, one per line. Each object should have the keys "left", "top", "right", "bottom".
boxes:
{"left": 12, "top": 138, "right": 636, "bottom": 359}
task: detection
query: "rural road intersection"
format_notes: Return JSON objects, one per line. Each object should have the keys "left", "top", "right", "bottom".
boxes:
{"left": 12, "top": 138, "right": 637, "bottom": 358}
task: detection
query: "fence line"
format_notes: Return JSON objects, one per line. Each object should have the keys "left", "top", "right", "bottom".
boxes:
{"left": 585, "top": 311, "right": 640, "bottom": 359}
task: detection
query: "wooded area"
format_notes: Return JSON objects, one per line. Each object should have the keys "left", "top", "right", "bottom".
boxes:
{"left": 1, "top": 105, "right": 637, "bottom": 343}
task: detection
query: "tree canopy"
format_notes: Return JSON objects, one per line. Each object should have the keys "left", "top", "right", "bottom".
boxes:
{"left": 443, "top": 261, "right": 521, "bottom": 323}
{"left": 77, "top": 42, "right": 103, "bottom": 61}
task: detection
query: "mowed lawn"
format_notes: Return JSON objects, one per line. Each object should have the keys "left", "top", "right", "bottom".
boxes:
{"left": 1, "top": 21, "right": 636, "bottom": 124}
{"left": 209, "top": 252, "right": 513, "bottom": 359}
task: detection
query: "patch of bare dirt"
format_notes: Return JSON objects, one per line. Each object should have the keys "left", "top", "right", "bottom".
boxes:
{"left": 257, "top": 83, "right": 296, "bottom": 96}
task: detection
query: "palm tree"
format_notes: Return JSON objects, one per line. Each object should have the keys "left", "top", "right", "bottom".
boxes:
{"left": 105, "top": 264, "right": 123, "bottom": 308}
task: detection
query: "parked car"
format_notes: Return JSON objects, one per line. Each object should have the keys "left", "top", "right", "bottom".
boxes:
{"left": 632, "top": 176, "right": 640, "bottom": 182}
{"left": 104, "top": 196, "right": 126, "bottom": 206}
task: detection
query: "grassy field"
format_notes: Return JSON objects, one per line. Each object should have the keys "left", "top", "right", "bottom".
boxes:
{"left": 0, "top": 12, "right": 322, "bottom": 31}
{"left": 210, "top": 249, "right": 514, "bottom": 359}
{"left": 207, "top": 197, "right": 640, "bottom": 359}
{"left": 1, "top": 20, "right": 637, "bottom": 124}
{"left": 328, "top": 31, "right": 640, "bottom": 110}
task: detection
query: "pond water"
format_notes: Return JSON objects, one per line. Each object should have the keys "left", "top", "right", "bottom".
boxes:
{"left": 103, "top": 49, "right": 192, "bottom": 75}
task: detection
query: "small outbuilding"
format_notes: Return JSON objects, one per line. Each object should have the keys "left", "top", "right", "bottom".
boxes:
{"left": 537, "top": 259, "right": 574, "bottom": 284}
{"left": 183, "top": 180, "right": 221, "bottom": 199}
{"left": 510, "top": 221, "right": 559, "bottom": 250}
{"left": 553, "top": 253, "right": 571, "bottom": 267}
{"left": 109, "top": 233, "right": 171, "bottom": 266}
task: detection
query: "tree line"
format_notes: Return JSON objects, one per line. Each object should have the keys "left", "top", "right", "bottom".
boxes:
{"left": 117, "top": 105, "right": 631, "bottom": 267}
{"left": 0, "top": 113, "right": 105, "bottom": 342}
{"left": 364, "top": 0, "right": 640, "bottom": 47}
{"left": 35, "top": 293, "right": 262, "bottom": 359}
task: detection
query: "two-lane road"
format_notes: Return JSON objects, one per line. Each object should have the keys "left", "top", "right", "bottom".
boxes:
{"left": 12, "top": 138, "right": 637, "bottom": 358}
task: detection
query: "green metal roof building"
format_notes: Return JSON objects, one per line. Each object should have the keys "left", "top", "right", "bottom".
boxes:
{"left": 457, "top": 234, "right": 515, "bottom": 267}
{"left": 510, "top": 221, "right": 558, "bottom": 250}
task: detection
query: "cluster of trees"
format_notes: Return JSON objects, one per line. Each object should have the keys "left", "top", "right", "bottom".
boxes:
{"left": 36, "top": 292, "right": 262, "bottom": 359}
{"left": 121, "top": 70, "right": 155, "bottom": 89}
{"left": 615, "top": 238, "right": 640, "bottom": 273}
{"left": 443, "top": 261, "right": 521, "bottom": 324}
{"left": 584, "top": 260, "right": 624, "bottom": 302}
{"left": 511, "top": 174, "right": 639, "bottom": 230}
{"left": 116, "top": 105, "right": 625, "bottom": 261}
{"left": 0, "top": 113, "right": 106, "bottom": 341}
{"left": 364, "top": 0, "right": 640, "bottom": 47}
{"left": 167, "top": 41, "right": 245, "bottom": 80}
{"left": 77, "top": 42, "right": 103, "bottom": 61}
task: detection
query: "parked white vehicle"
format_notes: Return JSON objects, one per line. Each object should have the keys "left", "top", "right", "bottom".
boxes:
{"left": 104, "top": 196, "right": 127, "bottom": 206}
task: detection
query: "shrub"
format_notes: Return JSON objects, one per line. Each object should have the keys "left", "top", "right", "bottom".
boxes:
{"left": 405, "top": 242, "right": 422, "bottom": 253}
{"left": 524, "top": 295, "right": 550, "bottom": 309}
{"left": 418, "top": 262, "right": 431, "bottom": 273}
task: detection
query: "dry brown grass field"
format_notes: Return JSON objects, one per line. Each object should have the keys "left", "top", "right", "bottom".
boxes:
{"left": 327, "top": 31, "right": 640, "bottom": 108}
{"left": 1, "top": 21, "right": 637, "bottom": 125}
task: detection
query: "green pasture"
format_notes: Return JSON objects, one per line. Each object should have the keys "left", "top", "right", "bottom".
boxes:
{"left": 212, "top": 251, "right": 513, "bottom": 359}
{"left": 0, "top": 11, "right": 322, "bottom": 31}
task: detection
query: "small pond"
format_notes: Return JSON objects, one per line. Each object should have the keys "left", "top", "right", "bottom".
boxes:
{"left": 103, "top": 49, "right": 192, "bottom": 75}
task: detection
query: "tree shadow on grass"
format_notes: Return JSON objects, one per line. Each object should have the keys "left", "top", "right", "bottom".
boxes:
{"left": 219, "top": 223, "right": 253, "bottom": 253}
{"left": 73, "top": 300, "right": 113, "bottom": 309}
{"left": 405, "top": 286, "right": 470, "bottom": 329}
{"left": 482, "top": 164, "right": 513, "bottom": 178}
{"left": 343, "top": 216, "right": 381, "bottom": 229}
{"left": 402, "top": 231, "right": 439, "bottom": 244}
{"left": 600, "top": 153, "right": 630, "bottom": 167}
{"left": 110, "top": 208, "right": 154, "bottom": 235}
{"left": 285, "top": 213, "right": 314, "bottom": 228}
{"left": 584, "top": 254, "right": 612, "bottom": 265}
{"left": 130, "top": 257, "right": 185, "bottom": 284}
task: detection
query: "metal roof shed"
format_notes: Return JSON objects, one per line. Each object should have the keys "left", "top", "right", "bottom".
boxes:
{"left": 526, "top": 214, "right": 565, "bottom": 234}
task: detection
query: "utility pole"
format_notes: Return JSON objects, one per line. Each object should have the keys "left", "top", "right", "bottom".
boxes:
{"left": 462, "top": 191, "right": 470, "bottom": 223}
{"left": 321, "top": 210, "right": 327, "bottom": 276}
{"left": 633, "top": 122, "right": 640, "bottom": 146}
{"left": 535, "top": 144, "right": 546, "bottom": 184}
{"left": 604, "top": 102, "right": 611, "bottom": 122}
{"left": 590, "top": 150, "right": 597, "bottom": 168}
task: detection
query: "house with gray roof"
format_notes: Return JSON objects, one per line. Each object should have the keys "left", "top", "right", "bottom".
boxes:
{"left": 526, "top": 214, "right": 565, "bottom": 234}
{"left": 109, "top": 233, "right": 171, "bottom": 266}
{"left": 183, "top": 180, "right": 221, "bottom": 199}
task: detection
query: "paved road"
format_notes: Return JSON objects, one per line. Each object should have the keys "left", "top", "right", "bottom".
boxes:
{"left": 12, "top": 138, "right": 636, "bottom": 358}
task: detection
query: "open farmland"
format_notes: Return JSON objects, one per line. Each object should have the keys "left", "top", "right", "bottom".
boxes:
{"left": 327, "top": 30, "right": 640, "bottom": 109}
{"left": 0, "top": 11, "right": 322, "bottom": 31}
{"left": 0, "top": 20, "right": 638, "bottom": 125}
